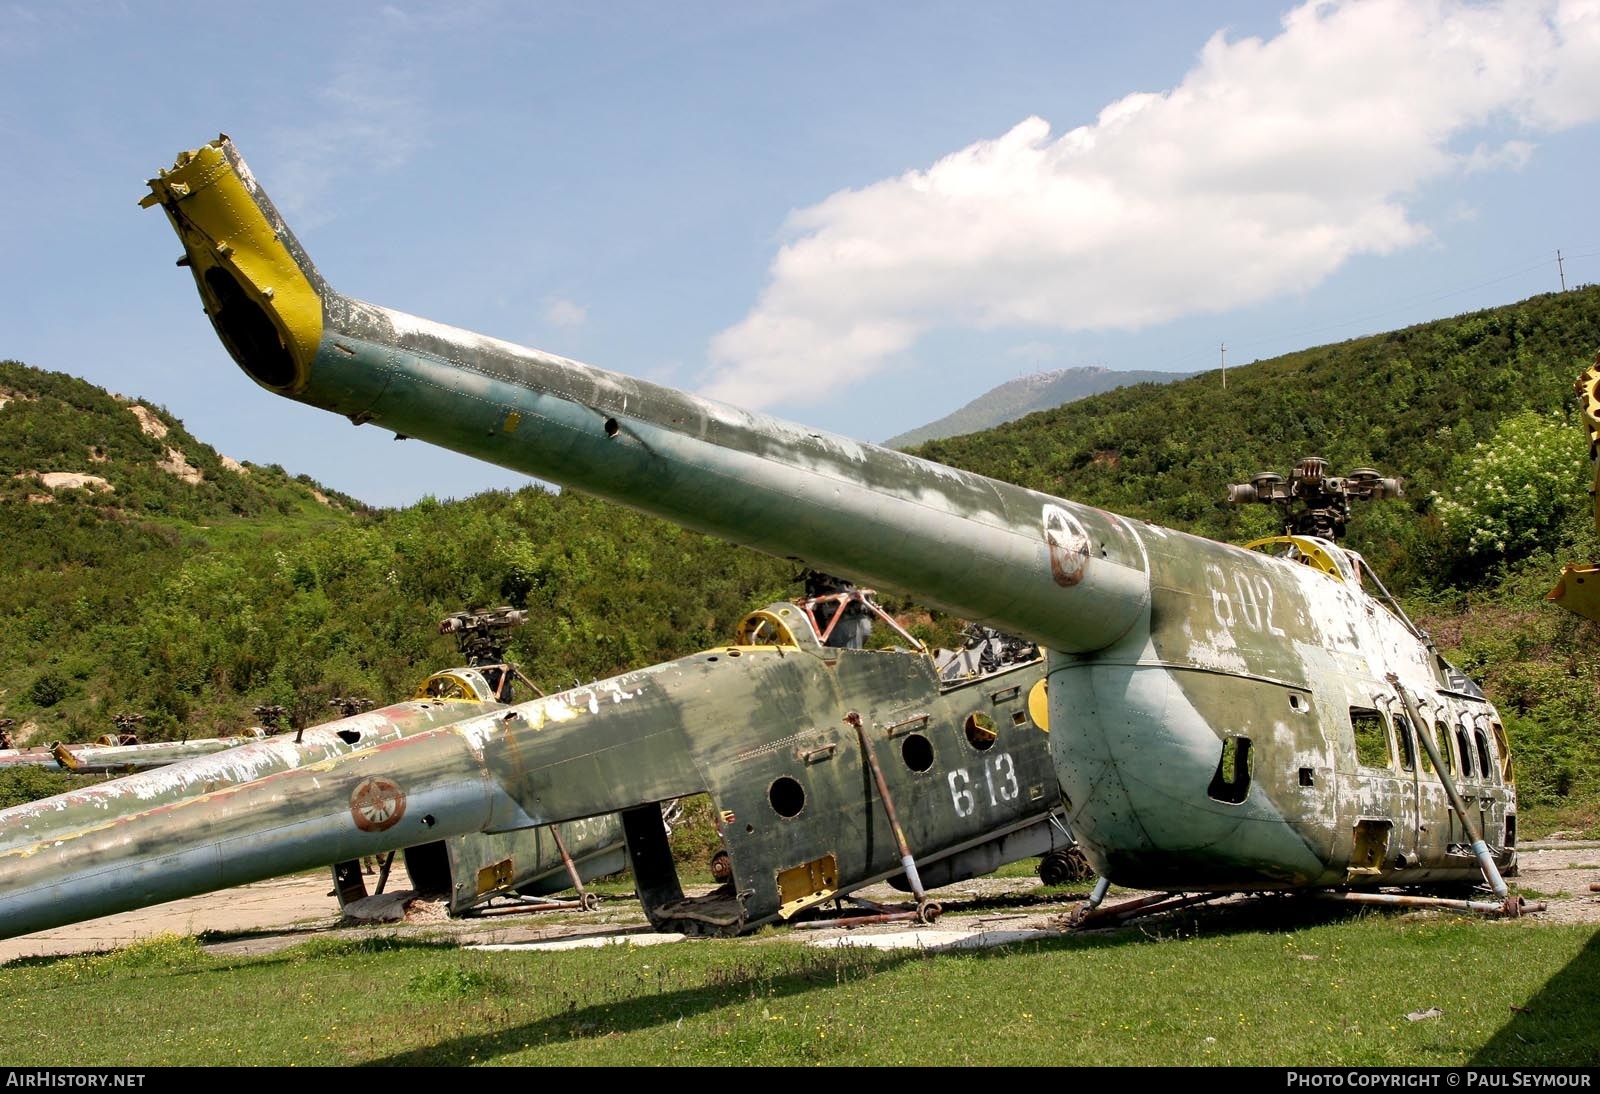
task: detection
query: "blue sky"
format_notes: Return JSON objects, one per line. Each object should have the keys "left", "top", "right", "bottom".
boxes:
{"left": 3, "top": 1, "right": 1599, "bottom": 508}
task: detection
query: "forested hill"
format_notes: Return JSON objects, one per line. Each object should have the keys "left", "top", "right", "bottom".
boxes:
{"left": 0, "top": 360, "right": 367, "bottom": 521}
{"left": 916, "top": 286, "right": 1600, "bottom": 593}
{"left": 2, "top": 285, "right": 1598, "bottom": 830}
{"left": 0, "top": 359, "right": 793, "bottom": 756}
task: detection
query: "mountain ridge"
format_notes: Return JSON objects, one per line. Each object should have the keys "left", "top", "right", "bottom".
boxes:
{"left": 883, "top": 364, "right": 1197, "bottom": 448}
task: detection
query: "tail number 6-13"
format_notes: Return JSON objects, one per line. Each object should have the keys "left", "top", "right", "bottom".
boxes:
{"left": 947, "top": 753, "right": 1019, "bottom": 818}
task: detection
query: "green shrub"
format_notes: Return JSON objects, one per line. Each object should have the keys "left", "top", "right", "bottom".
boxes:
{"left": 1433, "top": 411, "right": 1588, "bottom": 565}
{"left": 28, "top": 669, "right": 69, "bottom": 707}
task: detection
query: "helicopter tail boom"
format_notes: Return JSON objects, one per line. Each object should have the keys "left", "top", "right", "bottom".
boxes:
{"left": 0, "top": 722, "right": 517, "bottom": 940}
{"left": 143, "top": 137, "right": 1151, "bottom": 658}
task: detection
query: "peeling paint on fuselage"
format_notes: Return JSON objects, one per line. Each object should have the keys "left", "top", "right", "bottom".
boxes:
{"left": 0, "top": 603, "right": 1063, "bottom": 940}
{"left": 1051, "top": 523, "right": 1514, "bottom": 890}
{"left": 143, "top": 136, "right": 1519, "bottom": 905}
{"left": 0, "top": 701, "right": 472, "bottom": 846}
{"left": 333, "top": 295, "right": 1517, "bottom": 894}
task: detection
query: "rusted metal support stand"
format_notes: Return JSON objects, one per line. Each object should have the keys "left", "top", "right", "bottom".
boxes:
{"left": 849, "top": 711, "right": 941, "bottom": 924}
{"left": 372, "top": 850, "right": 396, "bottom": 895}
{"left": 1315, "top": 890, "right": 1546, "bottom": 916}
{"left": 470, "top": 895, "right": 600, "bottom": 917}
{"left": 1068, "top": 888, "right": 1222, "bottom": 928}
{"left": 790, "top": 900, "right": 933, "bottom": 931}
{"left": 550, "top": 824, "right": 601, "bottom": 911}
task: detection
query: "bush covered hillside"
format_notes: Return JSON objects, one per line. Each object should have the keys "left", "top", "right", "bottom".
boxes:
{"left": 1, "top": 360, "right": 358, "bottom": 739}
{"left": 1, "top": 285, "right": 1598, "bottom": 833}
{"left": 0, "top": 360, "right": 791, "bottom": 747}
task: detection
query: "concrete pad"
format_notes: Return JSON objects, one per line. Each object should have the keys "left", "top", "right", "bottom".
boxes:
{"left": 806, "top": 927, "right": 1052, "bottom": 951}
{"left": 469, "top": 932, "right": 689, "bottom": 952}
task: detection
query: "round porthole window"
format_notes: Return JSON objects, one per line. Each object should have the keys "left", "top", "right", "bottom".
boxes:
{"left": 901, "top": 733, "right": 934, "bottom": 772}
{"left": 769, "top": 776, "right": 805, "bottom": 818}
{"left": 964, "top": 712, "right": 998, "bottom": 751}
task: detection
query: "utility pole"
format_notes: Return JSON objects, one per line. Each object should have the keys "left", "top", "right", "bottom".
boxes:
{"left": 1220, "top": 342, "right": 1227, "bottom": 390}
{"left": 1558, "top": 249, "right": 1567, "bottom": 291}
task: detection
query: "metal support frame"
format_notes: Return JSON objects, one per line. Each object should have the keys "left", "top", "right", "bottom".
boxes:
{"left": 549, "top": 824, "right": 602, "bottom": 912}
{"left": 790, "top": 895, "right": 933, "bottom": 931}
{"left": 848, "top": 711, "right": 940, "bottom": 924}
{"left": 803, "top": 590, "right": 926, "bottom": 652}
{"left": 1315, "top": 890, "right": 1546, "bottom": 916}
{"left": 1067, "top": 886, "right": 1223, "bottom": 929}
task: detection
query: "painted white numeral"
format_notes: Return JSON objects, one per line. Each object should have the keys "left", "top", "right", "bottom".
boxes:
{"left": 1212, "top": 572, "right": 1285, "bottom": 635}
{"left": 1210, "top": 574, "right": 1235, "bottom": 627}
{"left": 947, "top": 769, "right": 975, "bottom": 817}
{"left": 1233, "top": 573, "right": 1261, "bottom": 628}
{"left": 1255, "top": 576, "right": 1286, "bottom": 636}
{"left": 991, "top": 753, "right": 1019, "bottom": 801}
{"left": 950, "top": 755, "right": 1019, "bottom": 817}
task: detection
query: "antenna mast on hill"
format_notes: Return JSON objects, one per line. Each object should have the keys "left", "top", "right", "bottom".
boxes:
{"left": 1220, "top": 342, "right": 1227, "bottom": 390}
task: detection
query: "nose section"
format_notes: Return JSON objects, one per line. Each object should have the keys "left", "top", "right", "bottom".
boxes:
{"left": 142, "top": 137, "right": 326, "bottom": 395}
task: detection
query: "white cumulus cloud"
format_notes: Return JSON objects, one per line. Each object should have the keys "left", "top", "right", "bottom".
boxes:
{"left": 543, "top": 297, "right": 588, "bottom": 328}
{"left": 703, "top": 0, "right": 1600, "bottom": 410}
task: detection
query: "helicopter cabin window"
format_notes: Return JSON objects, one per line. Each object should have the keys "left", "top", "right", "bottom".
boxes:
{"left": 768, "top": 776, "right": 805, "bottom": 819}
{"left": 1492, "top": 722, "right": 1514, "bottom": 784}
{"left": 964, "top": 712, "right": 999, "bottom": 752}
{"left": 900, "top": 733, "right": 935, "bottom": 773}
{"left": 1207, "top": 736, "right": 1253, "bottom": 804}
{"left": 1393, "top": 712, "right": 1416, "bottom": 772}
{"left": 1455, "top": 726, "right": 1475, "bottom": 778}
{"left": 1474, "top": 729, "right": 1493, "bottom": 783}
{"left": 1433, "top": 721, "right": 1456, "bottom": 774}
{"left": 1350, "top": 708, "right": 1391, "bottom": 769}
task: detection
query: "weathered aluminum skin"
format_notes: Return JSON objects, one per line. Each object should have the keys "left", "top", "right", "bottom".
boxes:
{"left": 0, "top": 747, "right": 74, "bottom": 771}
{"left": 0, "top": 735, "right": 263, "bottom": 773}
{"left": 0, "top": 699, "right": 478, "bottom": 855}
{"left": 138, "top": 137, "right": 1516, "bottom": 899}
{"left": 0, "top": 680, "right": 625, "bottom": 918}
{"left": 54, "top": 735, "right": 267, "bottom": 774}
{"left": 407, "top": 819, "right": 628, "bottom": 911}
{"left": 0, "top": 604, "right": 1058, "bottom": 939}
{"left": 363, "top": 664, "right": 631, "bottom": 915}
